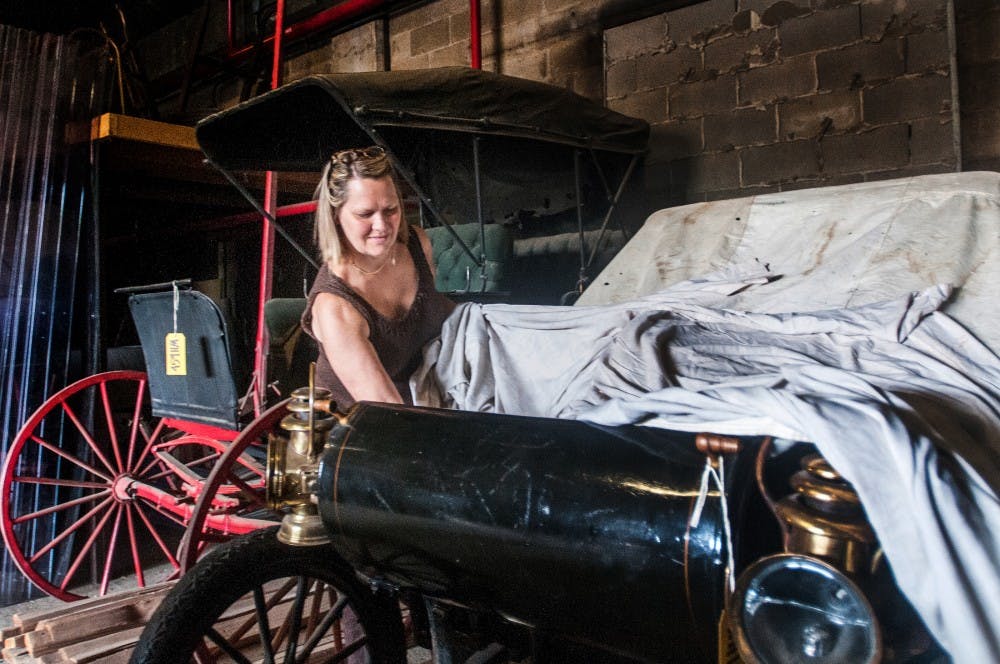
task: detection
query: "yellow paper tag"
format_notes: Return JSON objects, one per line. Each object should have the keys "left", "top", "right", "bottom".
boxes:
{"left": 165, "top": 332, "right": 187, "bottom": 376}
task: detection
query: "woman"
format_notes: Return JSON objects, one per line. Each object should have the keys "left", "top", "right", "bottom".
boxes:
{"left": 302, "top": 145, "right": 455, "bottom": 409}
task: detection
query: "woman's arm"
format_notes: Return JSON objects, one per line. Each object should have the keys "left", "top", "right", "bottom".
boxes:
{"left": 309, "top": 292, "right": 404, "bottom": 404}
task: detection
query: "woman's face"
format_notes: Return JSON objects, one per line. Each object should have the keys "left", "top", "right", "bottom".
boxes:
{"left": 336, "top": 176, "right": 401, "bottom": 260}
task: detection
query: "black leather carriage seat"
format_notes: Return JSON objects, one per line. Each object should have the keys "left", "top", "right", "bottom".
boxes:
{"left": 128, "top": 289, "right": 242, "bottom": 430}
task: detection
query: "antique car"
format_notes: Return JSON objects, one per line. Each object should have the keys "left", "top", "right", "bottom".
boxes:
{"left": 131, "top": 385, "right": 953, "bottom": 664}
{"left": 118, "top": 69, "right": 1000, "bottom": 663}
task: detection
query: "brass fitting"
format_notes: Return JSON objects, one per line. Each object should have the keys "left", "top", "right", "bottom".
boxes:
{"left": 775, "top": 454, "right": 875, "bottom": 575}
{"left": 695, "top": 432, "right": 741, "bottom": 456}
{"left": 268, "top": 385, "right": 336, "bottom": 546}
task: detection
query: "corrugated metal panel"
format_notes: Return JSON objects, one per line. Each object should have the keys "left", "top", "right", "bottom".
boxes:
{"left": 0, "top": 25, "right": 113, "bottom": 605}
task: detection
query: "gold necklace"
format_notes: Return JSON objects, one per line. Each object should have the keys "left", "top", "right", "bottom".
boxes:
{"left": 349, "top": 243, "right": 396, "bottom": 276}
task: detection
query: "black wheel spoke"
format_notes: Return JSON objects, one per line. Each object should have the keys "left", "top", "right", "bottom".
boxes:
{"left": 298, "top": 593, "right": 350, "bottom": 660}
{"left": 253, "top": 584, "right": 276, "bottom": 663}
{"left": 283, "top": 576, "right": 310, "bottom": 662}
{"left": 130, "top": 527, "right": 406, "bottom": 664}
{"left": 324, "top": 635, "right": 368, "bottom": 663}
{"left": 205, "top": 626, "right": 254, "bottom": 664}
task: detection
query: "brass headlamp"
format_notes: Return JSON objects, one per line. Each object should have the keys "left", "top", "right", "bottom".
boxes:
{"left": 267, "top": 383, "right": 337, "bottom": 546}
{"left": 774, "top": 454, "right": 876, "bottom": 575}
{"left": 728, "top": 447, "right": 882, "bottom": 664}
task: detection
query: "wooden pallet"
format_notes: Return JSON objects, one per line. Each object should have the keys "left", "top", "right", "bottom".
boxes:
{"left": 0, "top": 582, "right": 434, "bottom": 663}
{"left": 0, "top": 583, "right": 173, "bottom": 663}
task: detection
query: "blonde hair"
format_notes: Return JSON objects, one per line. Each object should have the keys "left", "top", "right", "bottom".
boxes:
{"left": 314, "top": 146, "right": 409, "bottom": 266}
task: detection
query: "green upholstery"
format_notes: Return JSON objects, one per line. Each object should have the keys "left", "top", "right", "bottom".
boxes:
{"left": 426, "top": 223, "right": 513, "bottom": 293}
{"left": 264, "top": 298, "right": 315, "bottom": 394}
{"left": 264, "top": 298, "right": 308, "bottom": 345}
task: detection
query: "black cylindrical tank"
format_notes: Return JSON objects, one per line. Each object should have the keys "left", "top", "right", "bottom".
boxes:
{"left": 316, "top": 403, "right": 767, "bottom": 663}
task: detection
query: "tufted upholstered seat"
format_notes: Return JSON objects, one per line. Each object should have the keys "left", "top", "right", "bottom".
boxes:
{"left": 264, "top": 297, "right": 316, "bottom": 395}
{"left": 425, "top": 222, "right": 513, "bottom": 294}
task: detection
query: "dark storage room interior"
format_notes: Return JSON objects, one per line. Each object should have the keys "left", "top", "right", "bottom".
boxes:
{"left": 0, "top": 0, "right": 997, "bottom": 662}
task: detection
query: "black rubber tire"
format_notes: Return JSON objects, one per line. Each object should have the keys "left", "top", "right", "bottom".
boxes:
{"left": 130, "top": 527, "right": 406, "bottom": 664}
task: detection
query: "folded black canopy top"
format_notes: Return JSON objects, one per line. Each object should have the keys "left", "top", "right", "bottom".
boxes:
{"left": 195, "top": 66, "right": 650, "bottom": 172}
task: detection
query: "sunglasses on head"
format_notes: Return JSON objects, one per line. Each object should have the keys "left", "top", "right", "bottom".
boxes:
{"left": 330, "top": 146, "right": 386, "bottom": 167}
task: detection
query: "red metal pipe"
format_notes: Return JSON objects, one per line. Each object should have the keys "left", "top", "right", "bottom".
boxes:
{"left": 226, "top": 0, "right": 234, "bottom": 55}
{"left": 270, "top": 0, "right": 286, "bottom": 88}
{"left": 227, "top": 0, "right": 391, "bottom": 61}
{"left": 253, "top": 0, "right": 286, "bottom": 415}
{"left": 129, "top": 482, "right": 274, "bottom": 535}
{"left": 470, "top": 0, "right": 481, "bottom": 69}
{"left": 203, "top": 200, "right": 317, "bottom": 232}
{"left": 160, "top": 418, "right": 241, "bottom": 442}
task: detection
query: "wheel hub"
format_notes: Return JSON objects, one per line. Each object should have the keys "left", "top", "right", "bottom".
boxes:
{"left": 112, "top": 473, "right": 136, "bottom": 501}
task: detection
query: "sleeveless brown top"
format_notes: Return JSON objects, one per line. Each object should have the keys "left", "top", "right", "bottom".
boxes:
{"left": 301, "top": 231, "right": 455, "bottom": 409}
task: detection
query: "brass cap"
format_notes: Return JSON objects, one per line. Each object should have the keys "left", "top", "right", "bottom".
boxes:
{"left": 277, "top": 508, "right": 330, "bottom": 547}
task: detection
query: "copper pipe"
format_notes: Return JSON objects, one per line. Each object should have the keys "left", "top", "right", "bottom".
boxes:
{"left": 694, "top": 432, "right": 741, "bottom": 456}
{"left": 754, "top": 436, "right": 789, "bottom": 548}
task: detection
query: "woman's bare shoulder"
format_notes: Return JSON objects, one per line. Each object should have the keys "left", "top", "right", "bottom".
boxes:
{"left": 311, "top": 292, "right": 368, "bottom": 338}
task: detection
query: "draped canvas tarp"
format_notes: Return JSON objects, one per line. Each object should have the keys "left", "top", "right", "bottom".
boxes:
{"left": 578, "top": 171, "right": 1000, "bottom": 351}
{"left": 412, "top": 172, "right": 1000, "bottom": 663}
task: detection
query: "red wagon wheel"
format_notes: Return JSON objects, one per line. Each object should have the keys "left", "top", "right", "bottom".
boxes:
{"left": 0, "top": 371, "right": 265, "bottom": 601}
{"left": 178, "top": 399, "right": 290, "bottom": 572}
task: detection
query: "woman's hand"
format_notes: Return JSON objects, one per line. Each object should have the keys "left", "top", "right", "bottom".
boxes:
{"left": 309, "top": 292, "right": 404, "bottom": 404}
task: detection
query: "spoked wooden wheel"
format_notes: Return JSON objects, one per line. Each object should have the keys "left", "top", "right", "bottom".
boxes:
{"left": 178, "top": 400, "right": 290, "bottom": 572}
{"left": 0, "top": 371, "right": 258, "bottom": 601}
{"left": 133, "top": 527, "right": 406, "bottom": 664}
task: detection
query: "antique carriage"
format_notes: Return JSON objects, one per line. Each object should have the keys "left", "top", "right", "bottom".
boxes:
{"left": 1, "top": 67, "right": 648, "bottom": 602}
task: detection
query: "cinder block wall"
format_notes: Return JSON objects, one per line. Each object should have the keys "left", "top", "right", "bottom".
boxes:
{"left": 384, "top": 0, "right": 606, "bottom": 100}
{"left": 606, "top": 0, "right": 964, "bottom": 205}
{"left": 142, "top": 0, "right": 999, "bottom": 209}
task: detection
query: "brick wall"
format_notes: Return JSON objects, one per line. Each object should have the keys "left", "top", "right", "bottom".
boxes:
{"left": 606, "top": 0, "right": 962, "bottom": 206}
